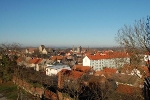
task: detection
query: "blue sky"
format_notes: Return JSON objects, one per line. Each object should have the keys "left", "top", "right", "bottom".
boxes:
{"left": 0, "top": 0, "right": 150, "bottom": 47}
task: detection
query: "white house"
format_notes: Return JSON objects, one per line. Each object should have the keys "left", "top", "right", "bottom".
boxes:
{"left": 46, "top": 65, "right": 71, "bottom": 76}
{"left": 83, "top": 52, "right": 130, "bottom": 71}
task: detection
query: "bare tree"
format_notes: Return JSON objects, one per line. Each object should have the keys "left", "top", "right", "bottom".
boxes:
{"left": 115, "top": 17, "right": 150, "bottom": 70}
{"left": 115, "top": 17, "right": 150, "bottom": 100}
{"left": 61, "top": 74, "right": 113, "bottom": 100}
{"left": 61, "top": 75, "right": 84, "bottom": 100}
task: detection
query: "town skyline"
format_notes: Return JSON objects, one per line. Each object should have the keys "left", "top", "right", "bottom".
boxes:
{"left": 0, "top": 0, "right": 150, "bottom": 47}
{"left": 1, "top": 42, "right": 149, "bottom": 99}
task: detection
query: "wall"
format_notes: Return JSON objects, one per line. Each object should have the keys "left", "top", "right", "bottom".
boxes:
{"left": 83, "top": 56, "right": 90, "bottom": 66}
{"left": 13, "top": 76, "right": 60, "bottom": 99}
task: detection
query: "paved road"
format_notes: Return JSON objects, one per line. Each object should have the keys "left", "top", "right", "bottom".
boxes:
{"left": 0, "top": 94, "right": 7, "bottom": 100}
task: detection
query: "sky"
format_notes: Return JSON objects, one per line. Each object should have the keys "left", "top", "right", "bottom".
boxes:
{"left": 0, "top": 0, "right": 150, "bottom": 48}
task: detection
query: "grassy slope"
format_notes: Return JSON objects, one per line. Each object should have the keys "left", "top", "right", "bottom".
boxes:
{"left": 0, "top": 81, "right": 18, "bottom": 100}
{"left": 0, "top": 81, "right": 41, "bottom": 100}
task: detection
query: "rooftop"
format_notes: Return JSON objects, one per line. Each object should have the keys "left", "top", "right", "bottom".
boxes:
{"left": 58, "top": 69, "right": 84, "bottom": 80}
{"left": 46, "top": 64, "right": 71, "bottom": 70}
{"left": 86, "top": 52, "right": 129, "bottom": 60}
{"left": 112, "top": 73, "right": 139, "bottom": 85}
{"left": 72, "top": 65, "right": 91, "bottom": 73}
{"left": 51, "top": 56, "right": 64, "bottom": 61}
{"left": 28, "top": 58, "right": 43, "bottom": 64}
{"left": 116, "top": 84, "right": 140, "bottom": 94}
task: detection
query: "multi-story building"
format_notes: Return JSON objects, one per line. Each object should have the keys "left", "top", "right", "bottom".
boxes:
{"left": 83, "top": 52, "right": 130, "bottom": 71}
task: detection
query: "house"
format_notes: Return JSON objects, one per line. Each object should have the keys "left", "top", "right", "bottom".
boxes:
{"left": 72, "top": 65, "right": 92, "bottom": 73}
{"left": 58, "top": 51, "right": 65, "bottom": 56}
{"left": 66, "top": 52, "right": 73, "bottom": 56}
{"left": 57, "top": 69, "right": 84, "bottom": 89}
{"left": 83, "top": 52, "right": 130, "bottom": 71}
{"left": 87, "top": 75, "right": 114, "bottom": 92}
{"left": 51, "top": 56, "right": 64, "bottom": 63}
{"left": 28, "top": 58, "right": 43, "bottom": 71}
{"left": 94, "top": 68, "right": 117, "bottom": 79}
{"left": 76, "top": 53, "right": 83, "bottom": 57}
{"left": 112, "top": 73, "right": 140, "bottom": 87}
{"left": 25, "top": 48, "right": 38, "bottom": 54}
{"left": 45, "top": 64, "right": 71, "bottom": 76}
{"left": 66, "top": 56, "right": 73, "bottom": 62}
{"left": 16, "top": 57, "right": 24, "bottom": 66}
{"left": 17, "top": 56, "right": 32, "bottom": 67}
{"left": 39, "top": 45, "right": 47, "bottom": 54}
{"left": 120, "top": 65, "right": 150, "bottom": 78}
{"left": 111, "top": 73, "right": 142, "bottom": 99}
{"left": 116, "top": 84, "right": 141, "bottom": 94}
{"left": 95, "top": 69, "right": 140, "bottom": 87}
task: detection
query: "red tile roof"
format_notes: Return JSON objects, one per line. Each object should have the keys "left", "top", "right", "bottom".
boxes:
{"left": 70, "top": 71, "right": 84, "bottom": 79}
{"left": 72, "top": 65, "right": 91, "bottom": 73}
{"left": 51, "top": 56, "right": 63, "bottom": 61}
{"left": 103, "top": 68, "right": 117, "bottom": 73}
{"left": 121, "top": 64, "right": 133, "bottom": 74}
{"left": 28, "top": 58, "right": 43, "bottom": 64}
{"left": 89, "top": 76, "right": 107, "bottom": 83}
{"left": 58, "top": 69, "right": 84, "bottom": 80}
{"left": 116, "top": 84, "right": 139, "bottom": 94}
{"left": 94, "top": 71, "right": 114, "bottom": 79}
{"left": 16, "top": 57, "right": 22, "bottom": 62}
{"left": 87, "top": 52, "right": 129, "bottom": 60}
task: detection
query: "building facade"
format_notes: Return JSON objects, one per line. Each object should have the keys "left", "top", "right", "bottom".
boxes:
{"left": 46, "top": 65, "right": 71, "bottom": 76}
{"left": 83, "top": 52, "right": 130, "bottom": 71}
